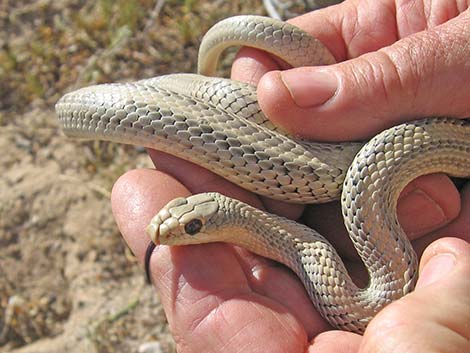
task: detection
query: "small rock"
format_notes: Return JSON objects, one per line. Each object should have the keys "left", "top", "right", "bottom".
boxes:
{"left": 138, "top": 341, "right": 164, "bottom": 353}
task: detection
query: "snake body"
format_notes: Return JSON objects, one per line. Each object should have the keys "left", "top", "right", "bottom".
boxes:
{"left": 55, "top": 16, "right": 470, "bottom": 333}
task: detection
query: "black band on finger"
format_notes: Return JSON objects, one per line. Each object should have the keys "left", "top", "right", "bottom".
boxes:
{"left": 145, "top": 242, "right": 156, "bottom": 284}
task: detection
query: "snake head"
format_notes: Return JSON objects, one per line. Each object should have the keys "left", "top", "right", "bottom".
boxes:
{"left": 146, "top": 193, "right": 222, "bottom": 246}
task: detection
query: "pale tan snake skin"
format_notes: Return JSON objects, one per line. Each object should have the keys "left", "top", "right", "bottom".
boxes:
{"left": 55, "top": 16, "right": 470, "bottom": 333}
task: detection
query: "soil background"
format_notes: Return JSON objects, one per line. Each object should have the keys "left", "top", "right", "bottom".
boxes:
{"left": 0, "top": 1, "right": 265, "bottom": 352}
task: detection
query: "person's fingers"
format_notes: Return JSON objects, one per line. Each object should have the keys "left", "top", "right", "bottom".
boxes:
{"left": 358, "top": 237, "right": 470, "bottom": 353}
{"left": 231, "top": 46, "right": 284, "bottom": 85}
{"left": 233, "top": 1, "right": 469, "bottom": 86}
{"left": 413, "top": 181, "right": 470, "bottom": 256}
{"left": 258, "top": 8, "right": 470, "bottom": 141}
{"left": 232, "top": 0, "right": 400, "bottom": 84}
{"left": 397, "top": 174, "right": 461, "bottom": 239}
{"left": 307, "top": 330, "right": 361, "bottom": 353}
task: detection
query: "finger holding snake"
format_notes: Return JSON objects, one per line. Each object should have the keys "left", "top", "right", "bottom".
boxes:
{"left": 231, "top": 0, "right": 470, "bottom": 234}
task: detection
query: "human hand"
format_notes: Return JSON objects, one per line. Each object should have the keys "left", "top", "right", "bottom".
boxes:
{"left": 111, "top": 170, "right": 469, "bottom": 352}
{"left": 111, "top": 0, "right": 470, "bottom": 351}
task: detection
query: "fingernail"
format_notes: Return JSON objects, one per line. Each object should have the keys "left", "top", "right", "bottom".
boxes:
{"left": 280, "top": 70, "right": 337, "bottom": 108}
{"left": 418, "top": 253, "right": 456, "bottom": 288}
{"left": 397, "top": 188, "right": 447, "bottom": 238}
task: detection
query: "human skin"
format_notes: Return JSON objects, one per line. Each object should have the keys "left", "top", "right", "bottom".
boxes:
{"left": 111, "top": 1, "right": 470, "bottom": 352}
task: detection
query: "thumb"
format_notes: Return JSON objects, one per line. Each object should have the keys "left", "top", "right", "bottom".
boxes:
{"left": 257, "top": 10, "right": 470, "bottom": 141}
{"left": 359, "top": 237, "right": 470, "bottom": 353}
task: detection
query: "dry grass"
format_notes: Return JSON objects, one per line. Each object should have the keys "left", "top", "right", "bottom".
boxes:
{"left": 1, "top": 0, "right": 264, "bottom": 113}
{"left": 0, "top": 1, "right": 265, "bottom": 352}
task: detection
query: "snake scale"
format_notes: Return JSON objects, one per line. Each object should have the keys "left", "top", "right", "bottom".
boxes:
{"left": 55, "top": 15, "right": 470, "bottom": 333}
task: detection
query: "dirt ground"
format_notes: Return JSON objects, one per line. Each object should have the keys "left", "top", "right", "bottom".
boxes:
{"left": 0, "top": 1, "right": 264, "bottom": 352}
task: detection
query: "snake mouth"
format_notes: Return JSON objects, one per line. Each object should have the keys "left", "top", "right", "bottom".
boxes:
{"left": 146, "top": 223, "right": 160, "bottom": 245}
{"left": 154, "top": 228, "right": 160, "bottom": 245}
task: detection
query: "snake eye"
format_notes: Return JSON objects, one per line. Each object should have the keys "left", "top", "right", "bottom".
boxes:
{"left": 184, "top": 219, "right": 203, "bottom": 235}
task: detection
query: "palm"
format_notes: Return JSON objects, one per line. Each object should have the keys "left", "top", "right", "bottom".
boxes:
{"left": 114, "top": 155, "right": 468, "bottom": 353}
{"left": 155, "top": 243, "right": 326, "bottom": 351}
